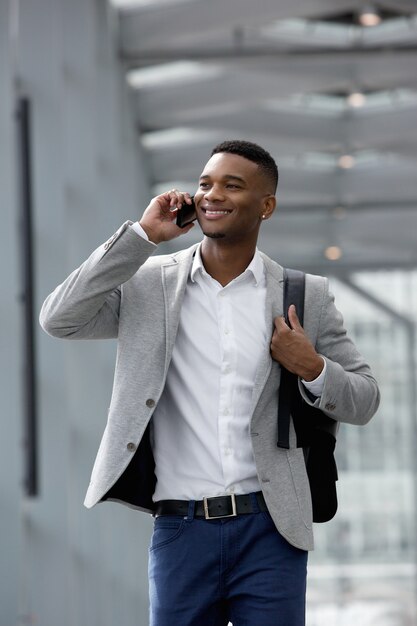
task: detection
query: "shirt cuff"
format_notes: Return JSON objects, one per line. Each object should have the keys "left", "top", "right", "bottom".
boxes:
{"left": 131, "top": 221, "right": 150, "bottom": 241}
{"left": 301, "top": 357, "right": 326, "bottom": 397}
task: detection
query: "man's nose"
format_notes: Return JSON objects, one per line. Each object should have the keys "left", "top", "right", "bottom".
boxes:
{"left": 204, "top": 185, "right": 225, "bottom": 202}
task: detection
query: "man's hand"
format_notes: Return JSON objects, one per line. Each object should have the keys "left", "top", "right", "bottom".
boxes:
{"left": 270, "top": 304, "right": 324, "bottom": 381}
{"left": 139, "top": 190, "right": 195, "bottom": 244}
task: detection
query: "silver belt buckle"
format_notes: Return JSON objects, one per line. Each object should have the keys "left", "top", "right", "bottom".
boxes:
{"left": 203, "top": 494, "right": 237, "bottom": 520}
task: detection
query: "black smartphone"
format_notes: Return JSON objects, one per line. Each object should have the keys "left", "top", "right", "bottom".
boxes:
{"left": 176, "top": 196, "right": 196, "bottom": 228}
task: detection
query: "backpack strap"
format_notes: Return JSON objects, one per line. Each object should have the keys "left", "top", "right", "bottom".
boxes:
{"left": 277, "top": 268, "right": 305, "bottom": 449}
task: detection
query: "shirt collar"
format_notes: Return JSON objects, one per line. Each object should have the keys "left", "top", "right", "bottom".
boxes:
{"left": 190, "top": 244, "right": 264, "bottom": 286}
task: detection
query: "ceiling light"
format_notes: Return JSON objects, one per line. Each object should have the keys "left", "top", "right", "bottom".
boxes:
{"left": 324, "top": 246, "right": 342, "bottom": 261}
{"left": 358, "top": 6, "right": 381, "bottom": 27}
{"left": 338, "top": 155, "right": 355, "bottom": 169}
{"left": 347, "top": 92, "right": 366, "bottom": 108}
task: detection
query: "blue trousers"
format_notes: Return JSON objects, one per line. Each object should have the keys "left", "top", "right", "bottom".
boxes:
{"left": 148, "top": 496, "right": 307, "bottom": 625}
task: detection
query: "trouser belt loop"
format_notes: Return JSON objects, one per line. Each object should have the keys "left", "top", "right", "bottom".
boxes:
{"left": 250, "top": 492, "right": 260, "bottom": 513}
{"left": 186, "top": 499, "right": 195, "bottom": 521}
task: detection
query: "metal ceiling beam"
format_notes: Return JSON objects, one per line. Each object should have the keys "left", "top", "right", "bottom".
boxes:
{"left": 121, "top": 44, "right": 417, "bottom": 65}
{"left": 138, "top": 103, "right": 417, "bottom": 155}
{"left": 119, "top": 0, "right": 363, "bottom": 54}
{"left": 130, "top": 53, "right": 417, "bottom": 123}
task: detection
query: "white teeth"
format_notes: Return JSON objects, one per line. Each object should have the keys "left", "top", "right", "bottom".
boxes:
{"left": 205, "top": 210, "right": 229, "bottom": 215}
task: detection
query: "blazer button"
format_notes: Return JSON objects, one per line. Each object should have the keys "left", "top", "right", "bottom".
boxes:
{"left": 146, "top": 398, "right": 155, "bottom": 408}
{"left": 127, "top": 442, "right": 136, "bottom": 452}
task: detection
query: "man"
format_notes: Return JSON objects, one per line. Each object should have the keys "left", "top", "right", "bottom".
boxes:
{"left": 40, "top": 140, "right": 379, "bottom": 625}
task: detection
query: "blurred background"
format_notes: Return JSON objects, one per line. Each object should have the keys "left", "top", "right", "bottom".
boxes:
{"left": 1, "top": 0, "right": 417, "bottom": 624}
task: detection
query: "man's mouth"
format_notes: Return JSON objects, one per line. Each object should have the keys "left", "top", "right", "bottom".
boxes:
{"left": 201, "top": 207, "right": 232, "bottom": 218}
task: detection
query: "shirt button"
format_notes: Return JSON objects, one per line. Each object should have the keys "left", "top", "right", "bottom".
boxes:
{"left": 146, "top": 398, "right": 155, "bottom": 408}
{"left": 224, "top": 329, "right": 230, "bottom": 335}
{"left": 127, "top": 442, "right": 136, "bottom": 452}
{"left": 224, "top": 407, "right": 230, "bottom": 415}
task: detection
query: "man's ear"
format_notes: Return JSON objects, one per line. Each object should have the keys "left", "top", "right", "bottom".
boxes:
{"left": 261, "top": 195, "right": 277, "bottom": 221}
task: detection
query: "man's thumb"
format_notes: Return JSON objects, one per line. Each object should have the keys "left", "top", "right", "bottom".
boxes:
{"left": 287, "top": 304, "right": 301, "bottom": 330}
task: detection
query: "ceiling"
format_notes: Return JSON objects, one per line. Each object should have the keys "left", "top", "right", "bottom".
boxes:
{"left": 110, "top": 0, "right": 417, "bottom": 275}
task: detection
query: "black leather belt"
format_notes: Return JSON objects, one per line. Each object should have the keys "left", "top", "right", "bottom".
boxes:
{"left": 154, "top": 492, "right": 267, "bottom": 520}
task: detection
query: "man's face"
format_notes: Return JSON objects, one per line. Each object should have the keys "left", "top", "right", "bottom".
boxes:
{"left": 194, "top": 152, "right": 275, "bottom": 243}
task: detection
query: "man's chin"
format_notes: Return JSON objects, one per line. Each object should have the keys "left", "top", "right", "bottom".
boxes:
{"left": 203, "top": 231, "right": 226, "bottom": 239}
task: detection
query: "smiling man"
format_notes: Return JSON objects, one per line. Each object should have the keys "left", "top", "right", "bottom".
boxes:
{"left": 40, "top": 140, "right": 379, "bottom": 626}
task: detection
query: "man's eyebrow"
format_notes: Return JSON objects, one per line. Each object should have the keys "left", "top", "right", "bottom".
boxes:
{"left": 199, "top": 174, "right": 247, "bottom": 184}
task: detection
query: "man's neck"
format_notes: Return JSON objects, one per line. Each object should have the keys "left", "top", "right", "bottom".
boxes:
{"left": 200, "top": 239, "right": 257, "bottom": 287}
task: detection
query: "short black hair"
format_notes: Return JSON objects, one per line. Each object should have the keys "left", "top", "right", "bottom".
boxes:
{"left": 210, "top": 139, "right": 278, "bottom": 193}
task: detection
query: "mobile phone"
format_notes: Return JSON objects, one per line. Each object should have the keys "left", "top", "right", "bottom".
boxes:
{"left": 176, "top": 196, "right": 196, "bottom": 228}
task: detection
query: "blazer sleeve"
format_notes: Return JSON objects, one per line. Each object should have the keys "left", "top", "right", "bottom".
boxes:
{"left": 298, "top": 276, "right": 380, "bottom": 426}
{"left": 39, "top": 221, "right": 156, "bottom": 340}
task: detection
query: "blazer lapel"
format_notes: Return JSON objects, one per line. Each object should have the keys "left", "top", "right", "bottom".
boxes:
{"left": 161, "top": 245, "right": 198, "bottom": 377}
{"left": 249, "top": 255, "right": 285, "bottom": 416}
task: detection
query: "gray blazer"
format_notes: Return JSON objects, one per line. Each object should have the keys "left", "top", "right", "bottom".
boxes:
{"left": 40, "top": 221, "right": 380, "bottom": 550}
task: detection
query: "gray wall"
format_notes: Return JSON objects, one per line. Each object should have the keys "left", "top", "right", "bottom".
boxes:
{"left": 1, "top": 0, "right": 22, "bottom": 623}
{"left": 1, "top": 1, "right": 153, "bottom": 624}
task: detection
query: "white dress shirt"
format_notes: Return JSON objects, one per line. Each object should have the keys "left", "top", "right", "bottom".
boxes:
{"left": 130, "top": 222, "right": 326, "bottom": 501}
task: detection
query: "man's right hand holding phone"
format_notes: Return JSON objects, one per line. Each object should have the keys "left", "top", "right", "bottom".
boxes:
{"left": 139, "top": 189, "right": 195, "bottom": 245}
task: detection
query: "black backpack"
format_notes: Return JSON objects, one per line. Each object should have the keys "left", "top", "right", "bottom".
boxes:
{"left": 277, "top": 268, "right": 339, "bottom": 523}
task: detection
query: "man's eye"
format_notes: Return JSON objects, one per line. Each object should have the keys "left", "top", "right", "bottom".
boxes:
{"left": 226, "top": 184, "right": 240, "bottom": 189}
{"left": 199, "top": 183, "right": 209, "bottom": 189}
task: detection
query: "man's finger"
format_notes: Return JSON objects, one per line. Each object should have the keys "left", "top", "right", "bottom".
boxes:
{"left": 273, "top": 315, "right": 287, "bottom": 331}
{"left": 287, "top": 304, "right": 302, "bottom": 330}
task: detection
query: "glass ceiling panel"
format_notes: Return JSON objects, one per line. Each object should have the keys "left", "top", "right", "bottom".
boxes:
{"left": 126, "top": 61, "right": 222, "bottom": 89}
